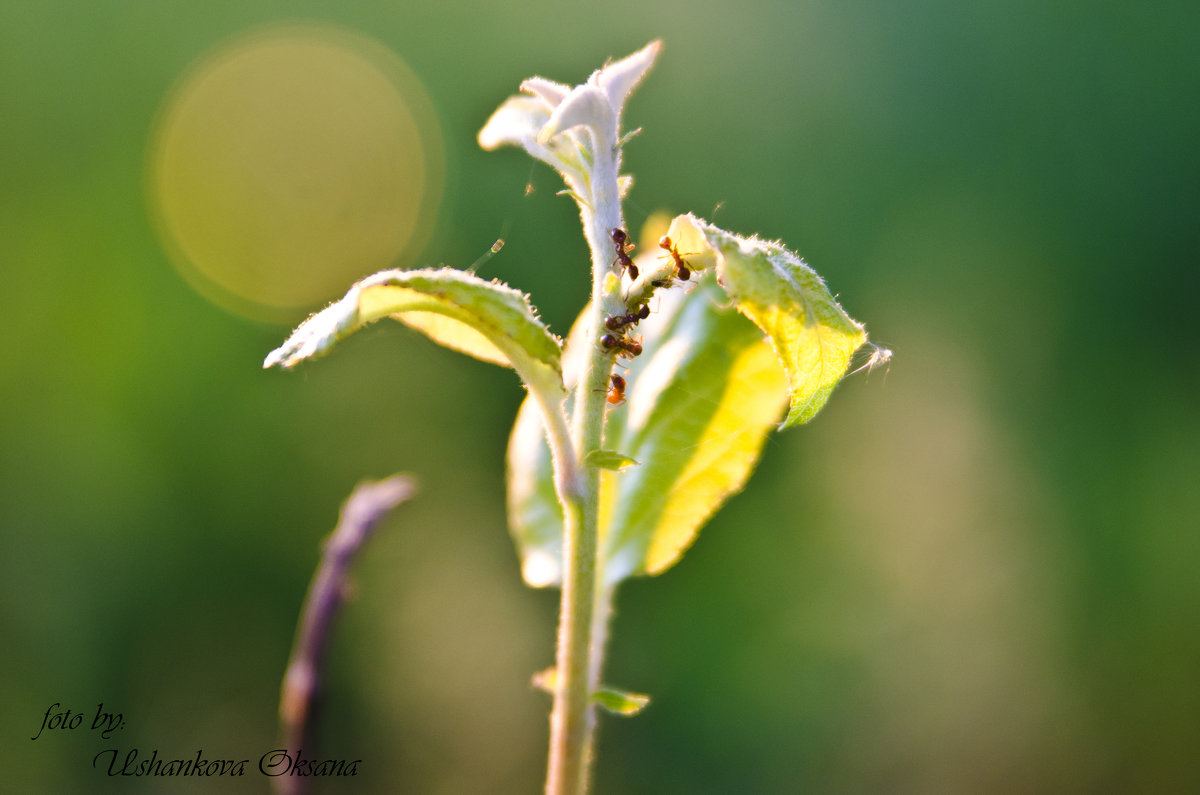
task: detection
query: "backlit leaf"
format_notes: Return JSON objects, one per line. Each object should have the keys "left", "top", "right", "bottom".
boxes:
{"left": 532, "top": 668, "right": 651, "bottom": 717}
{"left": 667, "top": 214, "right": 868, "bottom": 428}
{"left": 504, "top": 214, "right": 874, "bottom": 586}
{"left": 583, "top": 450, "right": 641, "bottom": 471}
{"left": 506, "top": 276, "right": 790, "bottom": 585}
{"left": 599, "top": 277, "right": 789, "bottom": 581}
{"left": 264, "top": 267, "right": 564, "bottom": 403}
{"left": 592, "top": 686, "right": 651, "bottom": 717}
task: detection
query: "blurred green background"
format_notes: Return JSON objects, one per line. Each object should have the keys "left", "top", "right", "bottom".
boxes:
{"left": 3, "top": 0, "right": 1197, "bottom": 792}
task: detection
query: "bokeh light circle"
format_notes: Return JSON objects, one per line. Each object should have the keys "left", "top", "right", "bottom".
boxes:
{"left": 149, "top": 23, "right": 442, "bottom": 319}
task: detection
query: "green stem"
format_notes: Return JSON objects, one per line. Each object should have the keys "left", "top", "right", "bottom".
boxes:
{"left": 546, "top": 138, "right": 624, "bottom": 795}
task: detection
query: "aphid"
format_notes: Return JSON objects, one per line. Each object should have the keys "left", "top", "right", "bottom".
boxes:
{"left": 658, "top": 235, "right": 691, "bottom": 281}
{"left": 611, "top": 227, "right": 638, "bottom": 280}
{"left": 848, "top": 343, "right": 893, "bottom": 376}
{"left": 606, "top": 374, "right": 627, "bottom": 406}
{"left": 601, "top": 333, "right": 642, "bottom": 358}
{"left": 604, "top": 304, "right": 650, "bottom": 331}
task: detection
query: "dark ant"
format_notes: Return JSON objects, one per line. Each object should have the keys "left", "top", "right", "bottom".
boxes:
{"left": 601, "top": 333, "right": 642, "bottom": 358}
{"left": 658, "top": 235, "right": 691, "bottom": 280}
{"left": 611, "top": 227, "right": 632, "bottom": 254}
{"left": 611, "top": 227, "right": 638, "bottom": 280}
{"left": 604, "top": 304, "right": 650, "bottom": 331}
{"left": 606, "top": 374, "right": 627, "bottom": 406}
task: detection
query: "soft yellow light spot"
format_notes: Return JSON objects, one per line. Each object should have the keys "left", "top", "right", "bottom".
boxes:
{"left": 148, "top": 23, "right": 443, "bottom": 320}
{"left": 522, "top": 550, "right": 560, "bottom": 588}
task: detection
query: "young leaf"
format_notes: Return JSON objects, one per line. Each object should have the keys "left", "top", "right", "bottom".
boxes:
{"left": 583, "top": 450, "right": 640, "bottom": 471}
{"left": 264, "top": 267, "right": 564, "bottom": 403}
{"left": 506, "top": 276, "right": 792, "bottom": 586}
{"left": 666, "top": 214, "right": 868, "bottom": 428}
{"left": 478, "top": 93, "right": 589, "bottom": 196}
{"left": 599, "top": 278, "right": 789, "bottom": 582}
{"left": 591, "top": 686, "right": 651, "bottom": 717}
{"left": 532, "top": 668, "right": 651, "bottom": 717}
{"left": 478, "top": 41, "right": 660, "bottom": 212}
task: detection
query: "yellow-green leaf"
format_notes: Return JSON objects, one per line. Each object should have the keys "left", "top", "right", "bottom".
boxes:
{"left": 583, "top": 450, "right": 640, "bottom": 471}
{"left": 506, "top": 276, "right": 792, "bottom": 586}
{"left": 531, "top": 667, "right": 650, "bottom": 717}
{"left": 667, "top": 214, "right": 868, "bottom": 427}
{"left": 599, "top": 277, "right": 789, "bottom": 581}
{"left": 592, "top": 686, "right": 651, "bottom": 717}
{"left": 264, "top": 267, "right": 564, "bottom": 403}
{"left": 504, "top": 214, "right": 874, "bottom": 585}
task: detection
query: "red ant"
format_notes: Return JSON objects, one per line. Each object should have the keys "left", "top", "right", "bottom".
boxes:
{"left": 611, "top": 228, "right": 638, "bottom": 280}
{"left": 604, "top": 304, "right": 650, "bottom": 331}
{"left": 658, "top": 235, "right": 691, "bottom": 280}
{"left": 606, "top": 374, "right": 627, "bottom": 406}
{"left": 593, "top": 373, "right": 628, "bottom": 407}
{"left": 601, "top": 333, "right": 642, "bottom": 358}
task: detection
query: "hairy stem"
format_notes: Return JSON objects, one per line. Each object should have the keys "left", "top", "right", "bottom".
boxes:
{"left": 530, "top": 381, "right": 583, "bottom": 502}
{"left": 546, "top": 139, "right": 624, "bottom": 795}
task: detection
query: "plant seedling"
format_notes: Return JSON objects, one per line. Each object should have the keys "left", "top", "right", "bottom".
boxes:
{"left": 265, "top": 40, "right": 885, "bottom": 795}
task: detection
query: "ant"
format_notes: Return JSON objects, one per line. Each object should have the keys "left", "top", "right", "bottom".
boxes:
{"left": 611, "top": 227, "right": 638, "bottom": 280}
{"left": 606, "top": 374, "right": 627, "bottom": 406}
{"left": 604, "top": 304, "right": 650, "bottom": 331}
{"left": 592, "top": 373, "right": 628, "bottom": 407}
{"left": 601, "top": 333, "right": 642, "bottom": 358}
{"left": 658, "top": 235, "right": 691, "bottom": 280}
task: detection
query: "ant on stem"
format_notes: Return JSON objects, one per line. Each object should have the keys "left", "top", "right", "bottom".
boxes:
{"left": 606, "top": 374, "right": 627, "bottom": 406}
{"left": 611, "top": 228, "right": 638, "bottom": 280}
{"left": 601, "top": 333, "right": 642, "bottom": 358}
{"left": 604, "top": 304, "right": 650, "bottom": 331}
{"left": 658, "top": 235, "right": 691, "bottom": 281}
{"left": 592, "top": 373, "right": 628, "bottom": 408}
